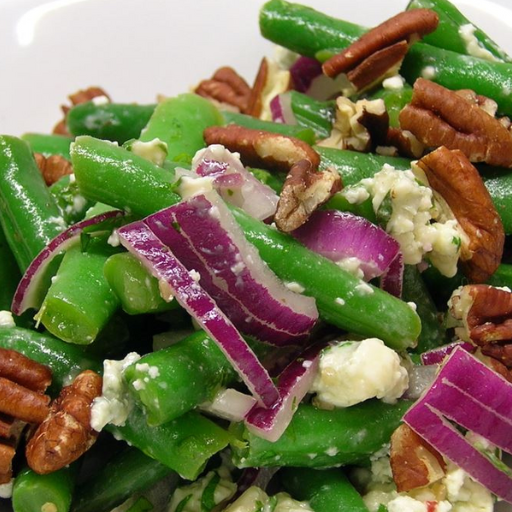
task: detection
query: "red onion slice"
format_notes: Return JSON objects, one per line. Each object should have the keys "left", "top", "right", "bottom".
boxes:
{"left": 117, "top": 220, "right": 279, "bottom": 408}
{"left": 146, "top": 193, "right": 318, "bottom": 345}
{"left": 292, "top": 210, "right": 403, "bottom": 296}
{"left": 244, "top": 343, "right": 322, "bottom": 442}
{"left": 421, "top": 341, "right": 476, "bottom": 365}
{"left": 200, "top": 388, "right": 257, "bottom": 423}
{"left": 190, "top": 146, "right": 279, "bottom": 221}
{"left": 380, "top": 252, "right": 403, "bottom": 298}
{"left": 289, "top": 56, "right": 323, "bottom": 94}
{"left": 12, "top": 210, "right": 125, "bottom": 315}
{"left": 270, "top": 94, "right": 296, "bottom": 125}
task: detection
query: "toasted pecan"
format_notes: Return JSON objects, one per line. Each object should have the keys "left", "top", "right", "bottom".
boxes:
{"left": 34, "top": 153, "right": 73, "bottom": 186}
{"left": 417, "top": 147, "right": 504, "bottom": 283}
{"left": 26, "top": 370, "right": 102, "bottom": 474}
{"left": 0, "top": 348, "right": 52, "bottom": 394}
{"left": 323, "top": 9, "right": 438, "bottom": 92}
{"left": 274, "top": 160, "right": 341, "bottom": 232}
{"left": 204, "top": 125, "right": 320, "bottom": 172}
{"left": 400, "top": 79, "right": 512, "bottom": 167}
{"left": 0, "top": 378, "right": 50, "bottom": 424}
{"left": 0, "top": 442, "right": 15, "bottom": 484}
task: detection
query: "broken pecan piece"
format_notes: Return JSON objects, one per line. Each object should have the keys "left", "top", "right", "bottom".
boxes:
{"left": 323, "top": 9, "right": 438, "bottom": 94}
{"left": 26, "top": 370, "right": 102, "bottom": 474}
{"left": 0, "top": 443, "right": 15, "bottom": 484}
{"left": 417, "top": 147, "right": 504, "bottom": 283}
{"left": 400, "top": 79, "right": 512, "bottom": 167}
{"left": 34, "top": 153, "right": 73, "bottom": 186}
{"left": 390, "top": 423, "right": 446, "bottom": 493}
{"left": 195, "top": 66, "right": 252, "bottom": 112}
{"left": 274, "top": 160, "right": 341, "bottom": 232}
{"left": 204, "top": 125, "right": 320, "bottom": 172}
{"left": 0, "top": 377, "right": 50, "bottom": 424}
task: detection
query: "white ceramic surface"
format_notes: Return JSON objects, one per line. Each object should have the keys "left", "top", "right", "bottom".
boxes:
{"left": 0, "top": 0, "right": 512, "bottom": 510}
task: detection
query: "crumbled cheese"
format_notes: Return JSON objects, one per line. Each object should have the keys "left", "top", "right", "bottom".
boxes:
{"left": 336, "top": 256, "right": 365, "bottom": 279}
{"left": 0, "top": 479, "right": 13, "bottom": 499}
{"left": 189, "top": 269, "right": 201, "bottom": 282}
{"left": 459, "top": 24, "right": 500, "bottom": 62}
{"left": 335, "top": 297, "right": 346, "bottom": 306}
{"left": 90, "top": 352, "right": 141, "bottom": 432}
{"left": 129, "top": 138, "right": 168, "bottom": 166}
{"left": 92, "top": 95, "right": 110, "bottom": 105}
{"left": 48, "top": 216, "right": 67, "bottom": 230}
{"left": 310, "top": 338, "right": 409, "bottom": 408}
{"left": 223, "top": 487, "right": 314, "bottom": 512}
{"left": 355, "top": 281, "right": 374, "bottom": 295}
{"left": 178, "top": 175, "right": 214, "bottom": 200}
{"left": 285, "top": 281, "right": 305, "bottom": 294}
{"left": 107, "top": 230, "right": 120, "bottom": 247}
{"left": 382, "top": 75, "right": 405, "bottom": 91}
{"left": 421, "top": 66, "right": 437, "bottom": 80}
{"left": 0, "top": 311, "right": 15, "bottom": 328}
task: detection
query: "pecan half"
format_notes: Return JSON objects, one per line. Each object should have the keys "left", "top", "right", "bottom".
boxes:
{"left": 34, "top": 153, "right": 73, "bottom": 186}
{"left": 195, "top": 66, "right": 252, "bottom": 112}
{"left": 417, "top": 147, "right": 504, "bottom": 283}
{"left": 0, "top": 348, "right": 52, "bottom": 394}
{"left": 204, "top": 125, "right": 320, "bottom": 172}
{"left": 0, "top": 377, "right": 50, "bottom": 424}
{"left": 323, "top": 9, "right": 438, "bottom": 93}
{"left": 274, "top": 160, "right": 341, "bottom": 232}
{"left": 53, "top": 86, "right": 110, "bottom": 135}
{"left": 0, "top": 443, "right": 15, "bottom": 484}
{"left": 390, "top": 423, "right": 446, "bottom": 492}
{"left": 26, "top": 370, "right": 102, "bottom": 474}
{"left": 400, "top": 79, "right": 512, "bottom": 167}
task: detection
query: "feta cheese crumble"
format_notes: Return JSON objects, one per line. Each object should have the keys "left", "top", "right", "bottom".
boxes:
{"left": 0, "top": 311, "right": 15, "bottom": 328}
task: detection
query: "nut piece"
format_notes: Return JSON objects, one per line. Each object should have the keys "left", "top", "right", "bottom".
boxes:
{"left": 274, "top": 160, "right": 341, "bottom": 232}
{"left": 400, "top": 79, "right": 512, "bottom": 167}
{"left": 34, "top": 153, "right": 73, "bottom": 186}
{"left": 323, "top": 9, "right": 439, "bottom": 93}
{"left": 0, "top": 443, "right": 15, "bottom": 484}
{"left": 417, "top": 147, "right": 504, "bottom": 283}
{"left": 204, "top": 125, "right": 320, "bottom": 172}
{"left": 0, "top": 347, "right": 52, "bottom": 393}
{"left": 26, "top": 370, "right": 102, "bottom": 474}
{"left": 0, "top": 377, "right": 50, "bottom": 424}
{"left": 53, "top": 86, "right": 110, "bottom": 135}
{"left": 390, "top": 423, "right": 446, "bottom": 492}
{"left": 195, "top": 66, "right": 252, "bottom": 112}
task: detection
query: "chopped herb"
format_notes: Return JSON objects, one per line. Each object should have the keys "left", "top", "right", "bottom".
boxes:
{"left": 201, "top": 472, "right": 221, "bottom": 511}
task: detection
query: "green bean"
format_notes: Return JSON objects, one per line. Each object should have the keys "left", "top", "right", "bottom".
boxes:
{"left": 280, "top": 467, "right": 370, "bottom": 512}
{"left": 50, "top": 175, "right": 94, "bottom": 225}
{"left": 0, "top": 223, "right": 22, "bottom": 311}
{"left": 106, "top": 408, "right": 233, "bottom": 481}
{"left": 487, "top": 263, "right": 512, "bottom": 288}
{"left": 124, "top": 330, "right": 237, "bottom": 425}
{"left": 125, "top": 497, "right": 154, "bottom": 512}
{"left": 221, "top": 110, "right": 316, "bottom": 144}
{"left": 480, "top": 165, "right": 512, "bottom": 235}
{"left": 0, "top": 326, "right": 101, "bottom": 393}
{"left": 67, "top": 102, "right": 156, "bottom": 144}
{"left": 72, "top": 136, "right": 421, "bottom": 349}
{"left": 231, "top": 400, "right": 411, "bottom": 468}
{"left": 138, "top": 93, "right": 223, "bottom": 163}
{"left": 0, "top": 135, "right": 64, "bottom": 271}
{"left": 259, "top": 0, "right": 365, "bottom": 58}
{"left": 21, "top": 133, "right": 73, "bottom": 159}
{"left": 36, "top": 239, "right": 121, "bottom": 345}
{"left": 12, "top": 466, "right": 76, "bottom": 512}
{"left": 406, "top": 0, "right": 512, "bottom": 62}
{"left": 402, "top": 42, "right": 512, "bottom": 116}
{"left": 366, "top": 85, "right": 413, "bottom": 128}
{"left": 402, "top": 265, "right": 448, "bottom": 354}
{"left": 287, "top": 91, "right": 335, "bottom": 139}
{"left": 71, "top": 447, "right": 174, "bottom": 512}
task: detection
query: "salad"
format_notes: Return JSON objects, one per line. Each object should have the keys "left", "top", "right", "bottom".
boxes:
{"left": 1, "top": 0, "right": 512, "bottom": 511}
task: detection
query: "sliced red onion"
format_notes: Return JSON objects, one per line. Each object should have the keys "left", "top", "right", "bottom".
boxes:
{"left": 146, "top": 193, "right": 318, "bottom": 346}
{"left": 289, "top": 56, "right": 323, "bottom": 94}
{"left": 292, "top": 210, "right": 403, "bottom": 295}
{"left": 270, "top": 93, "right": 296, "bottom": 125}
{"left": 404, "top": 347, "right": 512, "bottom": 503}
{"left": 117, "top": 220, "right": 279, "bottom": 408}
{"left": 190, "top": 145, "right": 278, "bottom": 221}
{"left": 244, "top": 343, "right": 322, "bottom": 442}
{"left": 12, "top": 210, "right": 125, "bottom": 315}
{"left": 421, "top": 341, "right": 476, "bottom": 366}
{"left": 200, "top": 388, "right": 256, "bottom": 423}
{"left": 380, "top": 252, "right": 403, "bottom": 298}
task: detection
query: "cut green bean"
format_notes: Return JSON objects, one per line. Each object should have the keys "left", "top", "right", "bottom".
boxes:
{"left": 67, "top": 102, "right": 156, "bottom": 144}
{"left": 12, "top": 466, "right": 76, "bottom": 512}
{"left": 106, "top": 408, "right": 233, "bottom": 481}
{"left": 125, "top": 497, "right": 154, "bottom": 512}
{"left": 221, "top": 110, "right": 316, "bottom": 144}
{"left": 71, "top": 447, "right": 174, "bottom": 512}
{"left": 406, "top": 0, "right": 512, "bottom": 62}
{"left": 287, "top": 91, "right": 335, "bottom": 139}
{"left": 367, "top": 85, "right": 413, "bottom": 128}
{"left": 281, "top": 467, "right": 370, "bottom": 512}
{"left": 124, "top": 330, "right": 237, "bottom": 425}
{"left": 21, "top": 132, "right": 73, "bottom": 159}
{"left": 231, "top": 400, "right": 411, "bottom": 468}
{"left": 487, "top": 263, "right": 512, "bottom": 289}
{"left": 50, "top": 175, "right": 94, "bottom": 225}
{"left": 480, "top": 165, "right": 512, "bottom": 235}
{"left": 0, "top": 135, "right": 64, "bottom": 271}
{"left": 0, "top": 223, "right": 22, "bottom": 311}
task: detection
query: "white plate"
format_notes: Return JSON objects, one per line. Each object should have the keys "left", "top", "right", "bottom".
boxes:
{"left": 1, "top": 0, "right": 512, "bottom": 135}
{"left": 0, "top": 0, "right": 512, "bottom": 511}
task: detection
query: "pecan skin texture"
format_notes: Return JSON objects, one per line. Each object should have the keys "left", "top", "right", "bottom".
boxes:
{"left": 417, "top": 146, "right": 504, "bottom": 283}
{"left": 400, "top": 79, "right": 512, "bottom": 167}
{"left": 274, "top": 160, "right": 341, "bottom": 232}
{"left": 323, "top": 9, "right": 438, "bottom": 91}
{"left": 204, "top": 125, "right": 320, "bottom": 172}
{"left": 0, "top": 347, "right": 52, "bottom": 393}
{"left": 0, "top": 377, "right": 50, "bottom": 424}
{"left": 0, "top": 443, "right": 15, "bottom": 484}
{"left": 34, "top": 153, "right": 73, "bottom": 186}
{"left": 390, "top": 423, "right": 446, "bottom": 492}
{"left": 245, "top": 57, "right": 269, "bottom": 118}
{"left": 195, "top": 66, "right": 251, "bottom": 112}
{"left": 26, "top": 370, "right": 102, "bottom": 474}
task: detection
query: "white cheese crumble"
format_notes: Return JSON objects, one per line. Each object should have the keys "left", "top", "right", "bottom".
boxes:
{"left": 310, "top": 338, "right": 409, "bottom": 408}
{"left": 90, "top": 352, "right": 141, "bottom": 432}
{"left": 0, "top": 479, "right": 13, "bottom": 499}
{"left": 223, "top": 486, "right": 314, "bottom": 512}
{"left": 91, "top": 95, "right": 110, "bottom": 105}
{"left": 336, "top": 256, "right": 365, "bottom": 279}
{"left": 0, "top": 311, "right": 15, "bottom": 328}
{"left": 459, "top": 24, "right": 500, "bottom": 62}
{"left": 383, "top": 75, "right": 405, "bottom": 91}
{"left": 130, "top": 138, "right": 168, "bottom": 166}
{"left": 285, "top": 282, "right": 305, "bottom": 294}
{"left": 421, "top": 66, "right": 437, "bottom": 80}
{"left": 178, "top": 175, "right": 214, "bottom": 200}
{"left": 107, "top": 230, "right": 121, "bottom": 247}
